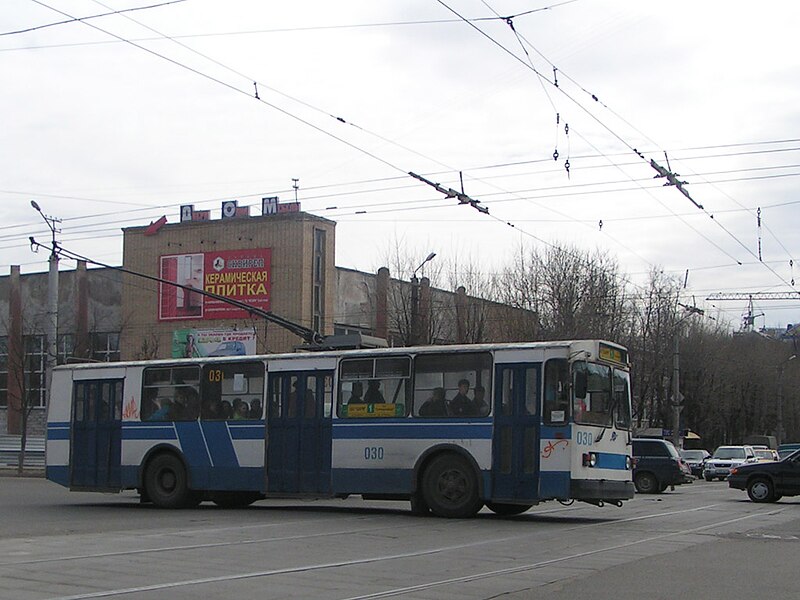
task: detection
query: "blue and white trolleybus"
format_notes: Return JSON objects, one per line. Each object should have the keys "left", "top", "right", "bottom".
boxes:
{"left": 46, "top": 339, "right": 635, "bottom": 517}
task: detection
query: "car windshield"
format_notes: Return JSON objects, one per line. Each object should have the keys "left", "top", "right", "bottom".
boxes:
{"left": 680, "top": 450, "right": 706, "bottom": 460}
{"left": 713, "top": 447, "right": 745, "bottom": 459}
{"left": 754, "top": 450, "right": 774, "bottom": 459}
{"left": 665, "top": 442, "right": 681, "bottom": 459}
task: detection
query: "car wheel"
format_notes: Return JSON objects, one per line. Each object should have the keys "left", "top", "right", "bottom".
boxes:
{"left": 421, "top": 453, "right": 483, "bottom": 518}
{"left": 704, "top": 474, "right": 712, "bottom": 482}
{"left": 747, "top": 478, "right": 776, "bottom": 503}
{"left": 634, "top": 472, "right": 659, "bottom": 494}
{"left": 144, "top": 453, "right": 194, "bottom": 508}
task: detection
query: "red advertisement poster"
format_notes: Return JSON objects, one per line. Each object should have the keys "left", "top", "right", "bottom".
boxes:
{"left": 158, "top": 249, "right": 271, "bottom": 321}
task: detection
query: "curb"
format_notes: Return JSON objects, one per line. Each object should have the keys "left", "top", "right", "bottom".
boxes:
{"left": 0, "top": 468, "right": 45, "bottom": 478}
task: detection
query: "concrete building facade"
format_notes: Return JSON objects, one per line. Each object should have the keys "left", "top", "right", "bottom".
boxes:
{"left": 1, "top": 206, "right": 538, "bottom": 436}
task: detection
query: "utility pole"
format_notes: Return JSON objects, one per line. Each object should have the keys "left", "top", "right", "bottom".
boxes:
{"left": 30, "top": 201, "right": 60, "bottom": 410}
{"left": 776, "top": 355, "right": 796, "bottom": 446}
{"left": 672, "top": 303, "right": 704, "bottom": 449}
{"left": 672, "top": 333, "right": 681, "bottom": 449}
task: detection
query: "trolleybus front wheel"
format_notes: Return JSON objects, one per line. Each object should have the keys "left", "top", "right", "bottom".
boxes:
{"left": 421, "top": 453, "right": 483, "bottom": 518}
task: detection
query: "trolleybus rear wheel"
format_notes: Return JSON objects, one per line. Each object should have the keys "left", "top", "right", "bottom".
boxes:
{"left": 144, "top": 453, "right": 194, "bottom": 509}
{"left": 422, "top": 454, "right": 482, "bottom": 518}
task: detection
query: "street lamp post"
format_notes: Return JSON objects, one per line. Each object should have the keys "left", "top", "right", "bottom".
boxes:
{"left": 410, "top": 253, "right": 436, "bottom": 345}
{"left": 31, "top": 201, "right": 60, "bottom": 410}
{"left": 776, "top": 354, "right": 796, "bottom": 446}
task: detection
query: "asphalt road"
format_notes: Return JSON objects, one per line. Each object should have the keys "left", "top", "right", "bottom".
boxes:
{"left": 0, "top": 476, "right": 798, "bottom": 600}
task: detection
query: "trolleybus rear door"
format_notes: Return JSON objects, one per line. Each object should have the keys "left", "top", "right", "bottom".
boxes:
{"left": 70, "top": 379, "right": 123, "bottom": 490}
{"left": 491, "top": 364, "right": 540, "bottom": 502}
{"left": 266, "top": 371, "right": 333, "bottom": 494}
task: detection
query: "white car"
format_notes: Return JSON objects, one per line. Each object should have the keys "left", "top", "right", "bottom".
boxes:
{"left": 703, "top": 445, "right": 756, "bottom": 481}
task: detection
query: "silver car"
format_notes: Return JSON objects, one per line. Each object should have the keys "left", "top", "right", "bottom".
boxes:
{"left": 703, "top": 445, "right": 756, "bottom": 481}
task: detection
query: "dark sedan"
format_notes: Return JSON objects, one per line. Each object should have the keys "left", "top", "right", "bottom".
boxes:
{"left": 728, "top": 450, "right": 800, "bottom": 502}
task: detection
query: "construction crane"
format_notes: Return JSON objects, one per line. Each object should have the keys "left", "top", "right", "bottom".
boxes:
{"left": 706, "top": 292, "right": 800, "bottom": 332}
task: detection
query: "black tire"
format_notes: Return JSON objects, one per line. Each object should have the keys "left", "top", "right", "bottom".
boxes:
{"left": 409, "top": 490, "right": 430, "bottom": 516}
{"left": 704, "top": 475, "right": 712, "bottom": 482}
{"left": 144, "top": 453, "right": 194, "bottom": 508}
{"left": 421, "top": 454, "right": 483, "bottom": 518}
{"left": 486, "top": 502, "right": 533, "bottom": 516}
{"left": 746, "top": 478, "right": 776, "bottom": 503}
{"left": 634, "top": 472, "right": 659, "bottom": 494}
{"left": 211, "top": 492, "right": 260, "bottom": 508}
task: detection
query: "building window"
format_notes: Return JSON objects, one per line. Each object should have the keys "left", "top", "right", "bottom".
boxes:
{"left": 0, "top": 337, "right": 7, "bottom": 408}
{"left": 58, "top": 334, "right": 75, "bottom": 365}
{"left": 312, "top": 228, "right": 326, "bottom": 334}
{"left": 91, "top": 332, "right": 120, "bottom": 362}
{"left": 24, "top": 335, "right": 46, "bottom": 409}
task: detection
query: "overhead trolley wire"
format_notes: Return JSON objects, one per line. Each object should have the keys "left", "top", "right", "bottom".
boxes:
{"left": 441, "top": 0, "right": 797, "bottom": 296}
{"left": 0, "top": 0, "right": 187, "bottom": 37}
{"left": 18, "top": 2, "right": 796, "bottom": 310}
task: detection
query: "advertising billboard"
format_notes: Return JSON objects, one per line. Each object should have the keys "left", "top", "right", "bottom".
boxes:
{"left": 172, "top": 328, "right": 257, "bottom": 358}
{"left": 159, "top": 249, "right": 271, "bottom": 320}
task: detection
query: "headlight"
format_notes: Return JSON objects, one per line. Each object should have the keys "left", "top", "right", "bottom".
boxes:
{"left": 582, "top": 452, "right": 598, "bottom": 467}
{"left": 625, "top": 456, "right": 633, "bottom": 470}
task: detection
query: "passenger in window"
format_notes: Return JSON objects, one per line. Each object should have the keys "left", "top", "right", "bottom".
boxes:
{"left": 473, "top": 386, "right": 489, "bottom": 416}
{"left": 233, "top": 398, "right": 249, "bottom": 420}
{"left": 249, "top": 398, "right": 263, "bottom": 419}
{"left": 220, "top": 399, "right": 233, "bottom": 420}
{"left": 202, "top": 398, "right": 222, "bottom": 420}
{"left": 419, "top": 387, "right": 448, "bottom": 417}
{"left": 449, "top": 379, "right": 477, "bottom": 416}
{"left": 364, "top": 380, "right": 385, "bottom": 404}
{"left": 347, "top": 381, "right": 365, "bottom": 404}
{"left": 174, "top": 387, "right": 200, "bottom": 420}
{"left": 148, "top": 397, "right": 171, "bottom": 421}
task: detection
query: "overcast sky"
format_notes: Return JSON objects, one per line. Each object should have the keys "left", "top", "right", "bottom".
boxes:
{"left": 2, "top": 0, "right": 799, "bottom": 331}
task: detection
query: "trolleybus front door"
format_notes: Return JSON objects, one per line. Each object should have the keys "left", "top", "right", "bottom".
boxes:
{"left": 70, "top": 379, "right": 123, "bottom": 490}
{"left": 266, "top": 371, "right": 333, "bottom": 495}
{"left": 491, "top": 364, "right": 540, "bottom": 502}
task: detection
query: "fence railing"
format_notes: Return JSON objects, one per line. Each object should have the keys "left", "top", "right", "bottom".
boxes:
{"left": 0, "top": 435, "right": 45, "bottom": 469}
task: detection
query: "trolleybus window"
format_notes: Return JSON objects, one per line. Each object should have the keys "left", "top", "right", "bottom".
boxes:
{"left": 413, "top": 352, "right": 491, "bottom": 418}
{"left": 613, "top": 369, "right": 632, "bottom": 428}
{"left": 572, "top": 361, "right": 613, "bottom": 427}
{"left": 338, "top": 356, "right": 411, "bottom": 417}
{"left": 201, "top": 361, "right": 264, "bottom": 420}
{"left": 543, "top": 358, "right": 570, "bottom": 424}
{"left": 141, "top": 366, "right": 200, "bottom": 421}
